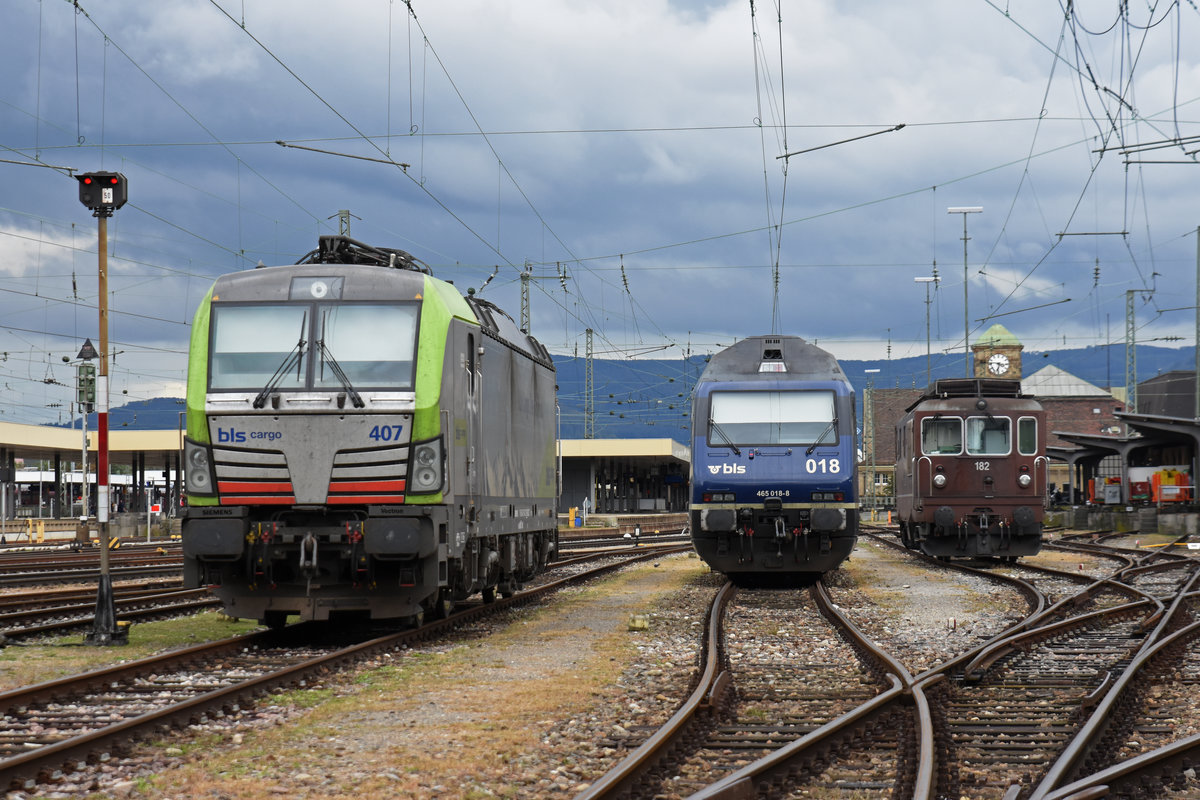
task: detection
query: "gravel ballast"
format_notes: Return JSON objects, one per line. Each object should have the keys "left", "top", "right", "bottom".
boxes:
{"left": 8, "top": 539, "right": 1032, "bottom": 799}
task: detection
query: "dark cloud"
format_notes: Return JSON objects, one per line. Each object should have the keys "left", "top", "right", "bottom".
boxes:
{"left": 1, "top": 0, "right": 1197, "bottom": 424}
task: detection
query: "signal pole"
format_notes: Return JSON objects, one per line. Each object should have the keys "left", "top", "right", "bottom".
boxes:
{"left": 76, "top": 171, "right": 129, "bottom": 646}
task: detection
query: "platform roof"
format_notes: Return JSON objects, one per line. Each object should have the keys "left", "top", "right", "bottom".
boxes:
{"left": 559, "top": 438, "right": 690, "bottom": 464}
{"left": 0, "top": 422, "right": 181, "bottom": 462}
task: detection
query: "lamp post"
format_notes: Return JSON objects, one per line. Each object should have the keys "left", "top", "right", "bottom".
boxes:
{"left": 948, "top": 206, "right": 982, "bottom": 377}
{"left": 914, "top": 277, "right": 937, "bottom": 386}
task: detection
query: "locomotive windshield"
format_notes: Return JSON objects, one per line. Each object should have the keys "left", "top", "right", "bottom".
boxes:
{"left": 314, "top": 304, "right": 417, "bottom": 389}
{"left": 209, "top": 302, "right": 418, "bottom": 391}
{"left": 708, "top": 390, "right": 835, "bottom": 445}
{"left": 210, "top": 305, "right": 309, "bottom": 391}
{"left": 966, "top": 416, "right": 1011, "bottom": 456}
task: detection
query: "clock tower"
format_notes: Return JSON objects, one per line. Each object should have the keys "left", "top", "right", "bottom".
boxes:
{"left": 972, "top": 323, "right": 1023, "bottom": 379}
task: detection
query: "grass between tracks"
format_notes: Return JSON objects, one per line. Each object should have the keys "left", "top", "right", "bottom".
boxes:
{"left": 0, "top": 611, "right": 261, "bottom": 692}
{"left": 134, "top": 554, "right": 707, "bottom": 800}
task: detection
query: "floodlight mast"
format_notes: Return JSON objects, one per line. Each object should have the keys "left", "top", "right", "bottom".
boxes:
{"left": 948, "top": 207, "right": 983, "bottom": 377}
{"left": 75, "top": 171, "right": 129, "bottom": 647}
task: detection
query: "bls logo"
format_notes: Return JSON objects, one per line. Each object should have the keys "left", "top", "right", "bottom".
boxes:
{"left": 216, "top": 428, "right": 246, "bottom": 443}
{"left": 707, "top": 464, "right": 746, "bottom": 475}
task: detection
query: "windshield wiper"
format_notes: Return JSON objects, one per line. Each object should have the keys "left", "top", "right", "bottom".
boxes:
{"left": 252, "top": 313, "right": 307, "bottom": 409}
{"left": 317, "top": 310, "right": 364, "bottom": 408}
{"left": 708, "top": 419, "right": 741, "bottom": 456}
{"left": 805, "top": 417, "right": 838, "bottom": 456}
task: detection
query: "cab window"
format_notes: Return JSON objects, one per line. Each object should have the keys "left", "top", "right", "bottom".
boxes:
{"left": 921, "top": 417, "right": 962, "bottom": 455}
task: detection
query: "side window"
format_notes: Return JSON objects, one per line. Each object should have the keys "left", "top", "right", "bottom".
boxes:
{"left": 1018, "top": 417, "right": 1037, "bottom": 455}
{"left": 921, "top": 417, "right": 962, "bottom": 455}
{"left": 467, "top": 334, "right": 476, "bottom": 394}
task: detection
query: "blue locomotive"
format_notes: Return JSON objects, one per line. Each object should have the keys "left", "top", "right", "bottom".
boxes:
{"left": 689, "top": 335, "right": 858, "bottom": 585}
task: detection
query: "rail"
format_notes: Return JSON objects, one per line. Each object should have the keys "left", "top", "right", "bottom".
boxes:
{"left": 0, "top": 548, "right": 678, "bottom": 792}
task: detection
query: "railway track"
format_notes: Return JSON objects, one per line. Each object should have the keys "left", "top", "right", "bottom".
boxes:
{"left": 0, "top": 544, "right": 185, "bottom": 589}
{"left": 0, "top": 532, "right": 679, "bottom": 588}
{"left": 578, "top": 575, "right": 923, "bottom": 800}
{"left": 0, "top": 542, "right": 681, "bottom": 644}
{"left": 15, "top": 524, "right": 1200, "bottom": 797}
{"left": 0, "top": 585, "right": 219, "bottom": 643}
{"left": 0, "top": 542, "right": 181, "bottom": 571}
{"left": 0, "top": 547, "right": 681, "bottom": 793}
{"left": 579, "top": 527, "right": 1200, "bottom": 799}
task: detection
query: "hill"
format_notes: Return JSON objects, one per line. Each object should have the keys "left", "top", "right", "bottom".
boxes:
{"left": 49, "top": 344, "right": 1194, "bottom": 445}
{"left": 51, "top": 397, "right": 187, "bottom": 432}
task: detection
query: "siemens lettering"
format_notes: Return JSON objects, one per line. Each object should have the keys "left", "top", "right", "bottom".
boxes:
{"left": 216, "top": 428, "right": 283, "bottom": 443}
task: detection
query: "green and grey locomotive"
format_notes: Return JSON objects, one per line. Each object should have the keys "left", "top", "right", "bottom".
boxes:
{"left": 181, "top": 236, "right": 558, "bottom": 627}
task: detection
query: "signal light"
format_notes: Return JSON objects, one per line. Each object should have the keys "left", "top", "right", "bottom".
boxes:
{"left": 76, "top": 171, "right": 128, "bottom": 214}
{"left": 76, "top": 363, "right": 96, "bottom": 411}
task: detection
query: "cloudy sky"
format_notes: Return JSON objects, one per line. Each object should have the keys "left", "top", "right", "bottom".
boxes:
{"left": 2, "top": 0, "right": 1198, "bottom": 425}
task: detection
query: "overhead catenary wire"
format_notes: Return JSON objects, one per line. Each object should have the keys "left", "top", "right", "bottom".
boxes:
{"left": 2, "top": 2, "right": 1198, "bottom": 426}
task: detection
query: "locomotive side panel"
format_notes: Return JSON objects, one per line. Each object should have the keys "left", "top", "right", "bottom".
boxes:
{"left": 893, "top": 416, "right": 916, "bottom": 522}
{"left": 473, "top": 327, "right": 558, "bottom": 581}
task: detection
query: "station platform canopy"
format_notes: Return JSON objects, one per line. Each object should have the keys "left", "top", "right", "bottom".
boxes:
{"left": 0, "top": 421, "right": 181, "bottom": 463}
{"left": 559, "top": 438, "right": 690, "bottom": 515}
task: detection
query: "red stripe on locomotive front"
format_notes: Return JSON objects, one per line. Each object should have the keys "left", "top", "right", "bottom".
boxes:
{"left": 326, "top": 495, "right": 406, "bottom": 504}
{"left": 218, "top": 481, "right": 295, "bottom": 494}
{"left": 327, "top": 479, "right": 407, "bottom": 493}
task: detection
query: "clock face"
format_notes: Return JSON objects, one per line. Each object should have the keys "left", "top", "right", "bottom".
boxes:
{"left": 987, "top": 353, "right": 1010, "bottom": 375}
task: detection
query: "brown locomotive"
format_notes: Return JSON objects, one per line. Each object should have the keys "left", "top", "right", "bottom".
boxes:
{"left": 894, "top": 378, "right": 1046, "bottom": 560}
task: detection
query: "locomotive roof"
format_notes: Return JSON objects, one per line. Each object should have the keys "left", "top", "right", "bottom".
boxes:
{"left": 905, "top": 378, "right": 1036, "bottom": 413}
{"left": 698, "top": 335, "right": 848, "bottom": 384}
{"left": 210, "top": 261, "right": 425, "bottom": 302}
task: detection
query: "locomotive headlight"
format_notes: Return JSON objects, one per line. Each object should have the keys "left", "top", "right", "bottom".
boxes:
{"left": 932, "top": 473, "right": 947, "bottom": 488}
{"left": 1017, "top": 473, "right": 1032, "bottom": 488}
{"left": 410, "top": 438, "right": 443, "bottom": 493}
{"left": 183, "top": 438, "right": 216, "bottom": 496}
